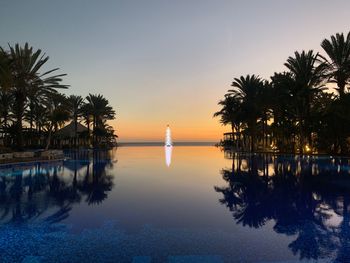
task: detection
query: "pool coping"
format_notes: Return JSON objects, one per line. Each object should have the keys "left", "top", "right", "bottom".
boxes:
{"left": 0, "top": 157, "right": 67, "bottom": 167}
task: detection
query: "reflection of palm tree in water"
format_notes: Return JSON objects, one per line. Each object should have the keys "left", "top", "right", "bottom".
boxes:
{"left": 0, "top": 164, "right": 76, "bottom": 224}
{"left": 334, "top": 184, "right": 350, "bottom": 262}
{"left": 215, "top": 151, "right": 350, "bottom": 261}
{"left": 78, "top": 151, "right": 114, "bottom": 205}
{"left": 0, "top": 150, "right": 115, "bottom": 225}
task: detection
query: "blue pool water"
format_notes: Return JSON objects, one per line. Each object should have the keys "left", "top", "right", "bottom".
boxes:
{"left": 0, "top": 146, "right": 350, "bottom": 262}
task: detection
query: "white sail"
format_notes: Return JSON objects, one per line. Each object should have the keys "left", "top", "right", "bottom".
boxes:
{"left": 165, "top": 125, "right": 172, "bottom": 147}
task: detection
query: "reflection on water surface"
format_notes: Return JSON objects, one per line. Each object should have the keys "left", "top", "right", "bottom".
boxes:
{"left": 0, "top": 147, "right": 350, "bottom": 262}
{"left": 216, "top": 152, "right": 350, "bottom": 262}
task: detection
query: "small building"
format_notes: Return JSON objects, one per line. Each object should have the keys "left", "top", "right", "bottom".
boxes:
{"left": 54, "top": 121, "right": 90, "bottom": 148}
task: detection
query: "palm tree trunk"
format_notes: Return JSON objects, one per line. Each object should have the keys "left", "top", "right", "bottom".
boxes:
{"left": 45, "top": 123, "right": 54, "bottom": 150}
{"left": 29, "top": 107, "right": 33, "bottom": 147}
{"left": 2, "top": 113, "right": 8, "bottom": 147}
{"left": 250, "top": 123, "right": 256, "bottom": 152}
{"left": 299, "top": 115, "right": 304, "bottom": 155}
{"left": 231, "top": 124, "right": 235, "bottom": 149}
{"left": 338, "top": 80, "right": 346, "bottom": 99}
{"left": 92, "top": 116, "right": 96, "bottom": 147}
{"left": 339, "top": 95, "right": 347, "bottom": 155}
{"left": 74, "top": 115, "right": 78, "bottom": 148}
{"left": 15, "top": 93, "right": 25, "bottom": 150}
{"left": 235, "top": 124, "right": 240, "bottom": 150}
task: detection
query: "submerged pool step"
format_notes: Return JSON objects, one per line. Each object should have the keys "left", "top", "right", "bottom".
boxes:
{"left": 21, "top": 256, "right": 42, "bottom": 263}
{"left": 132, "top": 255, "right": 223, "bottom": 263}
{"left": 132, "top": 256, "right": 152, "bottom": 263}
{"left": 257, "top": 260, "right": 330, "bottom": 263}
{"left": 168, "top": 255, "right": 223, "bottom": 263}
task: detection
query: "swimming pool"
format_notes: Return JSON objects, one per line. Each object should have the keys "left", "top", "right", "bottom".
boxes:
{"left": 0, "top": 146, "right": 349, "bottom": 262}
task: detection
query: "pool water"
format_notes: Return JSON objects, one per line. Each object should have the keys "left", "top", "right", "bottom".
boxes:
{"left": 0, "top": 146, "right": 350, "bottom": 262}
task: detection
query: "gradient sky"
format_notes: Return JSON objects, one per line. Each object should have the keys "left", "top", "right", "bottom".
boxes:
{"left": 1, "top": 0, "right": 350, "bottom": 142}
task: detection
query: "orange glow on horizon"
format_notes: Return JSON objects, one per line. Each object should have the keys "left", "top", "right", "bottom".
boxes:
{"left": 110, "top": 119, "right": 227, "bottom": 142}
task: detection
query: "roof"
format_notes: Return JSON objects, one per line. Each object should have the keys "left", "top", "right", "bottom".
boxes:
{"left": 55, "top": 121, "right": 88, "bottom": 138}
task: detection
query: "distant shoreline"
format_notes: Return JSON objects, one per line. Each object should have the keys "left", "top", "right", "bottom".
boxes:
{"left": 118, "top": 142, "right": 216, "bottom": 147}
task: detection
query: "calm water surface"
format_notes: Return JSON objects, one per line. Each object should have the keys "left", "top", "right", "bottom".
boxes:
{"left": 0, "top": 146, "right": 350, "bottom": 262}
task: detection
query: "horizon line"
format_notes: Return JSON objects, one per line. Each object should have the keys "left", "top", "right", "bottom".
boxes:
{"left": 118, "top": 141, "right": 217, "bottom": 145}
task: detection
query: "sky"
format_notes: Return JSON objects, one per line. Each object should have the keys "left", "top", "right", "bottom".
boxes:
{"left": 1, "top": 0, "right": 350, "bottom": 142}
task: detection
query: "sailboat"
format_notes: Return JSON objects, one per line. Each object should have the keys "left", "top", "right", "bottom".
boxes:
{"left": 165, "top": 125, "right": 172, "bottom": 147}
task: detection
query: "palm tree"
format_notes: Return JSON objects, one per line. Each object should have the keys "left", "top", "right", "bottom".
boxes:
{"left": 257, "top": 81, "right": 273, "bottom": 149}
{"left": 43, "top": 92, "right": 70, "bottom": 150}
{"left": 270, "top": 72, "right": 297, "bottom": 152}
{"left": 228, "top": 75, "right": 265, "bottom": 152}
{"left": 24, "top": 85, "right": 48, "bottom": 146}
{"left": 0, "top": 89, "right": 13, "bottom": 132}
{"left": 6, "top": 43, "right": 68, "bottom": 149}
{"left": 0, "top": 48, "right": 13, "bottom": 93}
{"left": 214, "top": 94, "right": 244, "bottom": 149}
{"left": 0, "top": 43, "right": 119, "bottom": 150}
{"left": 321, "top": 32, "right": 350, "bottom": 154}
{"left": 0, "top": 49, "right": 13, "bottom": 139}
{"left": 80, "top": 103, "right": 93, "bottom": 146}
{"left": 321, "top": 32, "right": 350, "bottom": 98}
{"left": 284, "top": 50, "right": 328, "bottom": 153}
{"left": 312, "top": 92, "right": 341, "bottom": 153}
{"left": 214, "top": 94, "right": 242, "bottom": 134}
{"left": 67, "top": 95, "right": 84, "bottom": 147}
{"left": 85, "top": 94, "right": 116, "bottom": 147}
{"left": 81, "top": 103, "right": 92, "bottom": 133}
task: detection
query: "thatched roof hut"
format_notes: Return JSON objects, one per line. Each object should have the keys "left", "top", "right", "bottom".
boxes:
{"left": 55, "top": 122, "right": 88, "bottom": 139}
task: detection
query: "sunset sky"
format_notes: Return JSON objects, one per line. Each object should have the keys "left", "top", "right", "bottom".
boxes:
{"left": 1, "top": 0, "right": 350, "bottom": 142}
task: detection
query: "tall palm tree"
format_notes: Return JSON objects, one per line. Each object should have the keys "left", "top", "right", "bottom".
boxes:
{"left": 67, "top": 95, "right": 84, "bottom": 147}
{"left": 214, "top": 94, "right": 242, "bottom": 134}
{"left": 80, "top": 102, "right": 93, "bottom": 147}
{"left": 321, "top": 33, "right": 350, "bottom": 154}
{"left": 0, "top": 90, "right": 13, "bottom": 131}
{"left": 31, "top": 102, "right": 47, "bottom": 146}
{"left": 270, "top": 72, "right": 297, "bottom": 152}
{"left": 228, "top": 75, "right": 265, "bottom": 152}
{"left": 0, "top": 49, "right": 13, "bottom": 137}
{"left": 257, "top": 81, "right": 273, "bottom": 149}
{"left": 321, "top": 32, "right": 350, "bottom": 98}
{"left": 85, "top": 94, "right": 116, "bottom": 147}
{"left": 214, "top": 94, "right": 244, "bottom": 149}
{"left": 0, "top": 48, "right": 13, "bottom": 93}
{"left": 80, "top": 103, "right": 92, "bottom": 133}
{"left": 43, "top": 92, "right": 70, "bottom": 150}
{"left": 284, "top": 50, "right": 328, "bottom": 153}
{"left": 7, "top": 43, "right": 68, "bottom": 149}
{"left": 25, "top": 84, "right": 47, "bottom": 131}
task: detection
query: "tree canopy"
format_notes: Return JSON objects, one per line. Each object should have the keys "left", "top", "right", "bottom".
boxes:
{"left": 0, "top": 43, "right": 117, "bottom": 151}
{"left": 215, "top": 31, "right": 350, "bottom": 155}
